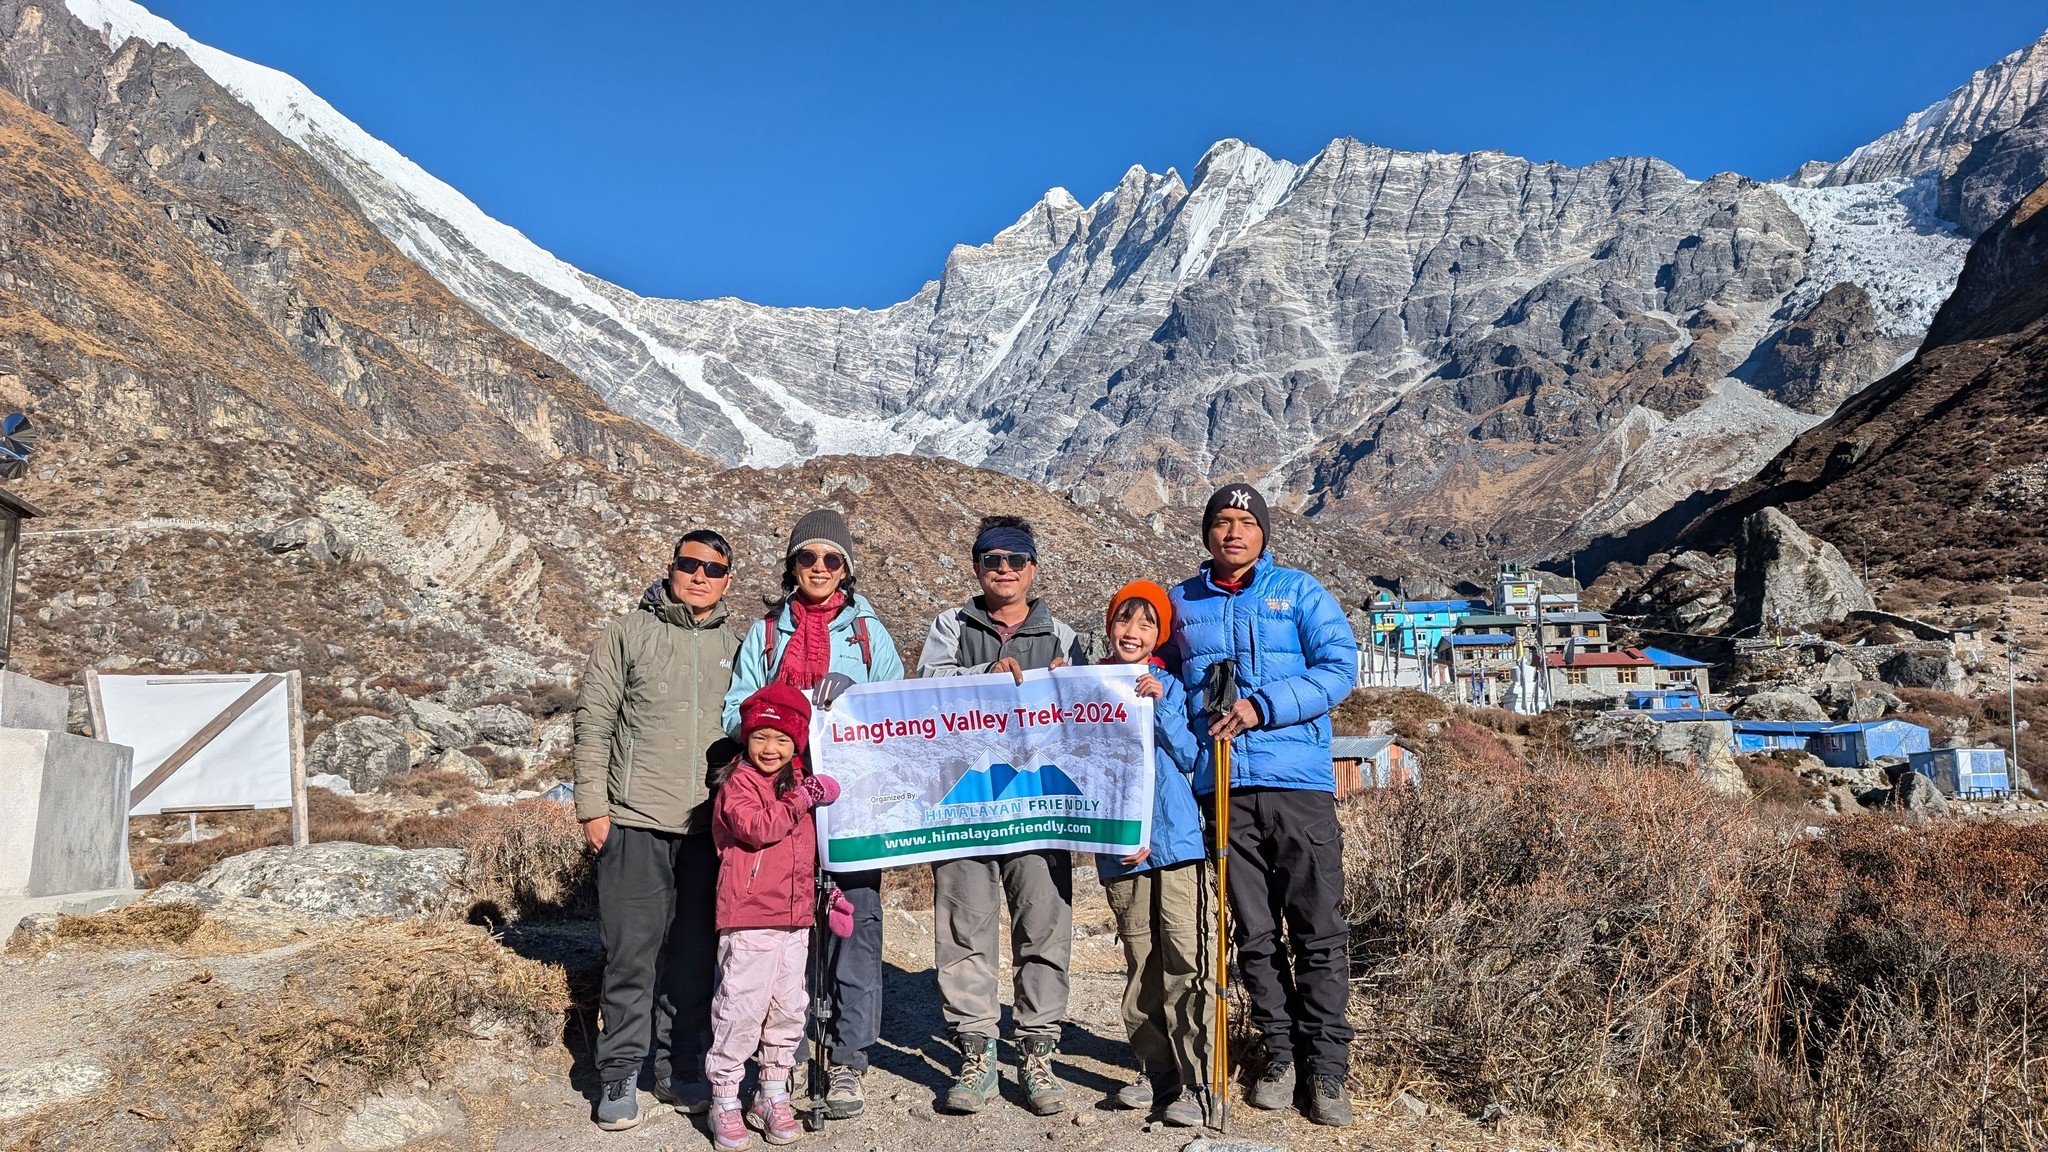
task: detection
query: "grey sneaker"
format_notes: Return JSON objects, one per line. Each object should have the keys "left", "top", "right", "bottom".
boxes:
{"left": 1247, "top": 1060, "right": 1294, "bottom": 1111}
{"left": 652, "top": 1076, "right": 711, "bottom": 1114}
{"left": 1114, "top": 1071, "right": 1155, "bottom": 1110}
{"left": 825, "top": 1062, "right": 865, "bottom": 1119}
{"left": 594, "top": 1077, "right": 641, "bottom": 1130}
{"left": 1161, "top": 1087, "right": 1205, "bottom": 1127}
{"left": 942, "top": 1034, "right": 999, "bottom": 1114}
{"left": 1017, "top": 1038, "right": 1067, "bottom": 1116}
{"left": 1307, "top": 1074, "right": 1353, "bottom": 1127}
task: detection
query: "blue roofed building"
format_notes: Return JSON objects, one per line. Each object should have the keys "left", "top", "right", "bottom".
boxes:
{"left": 1811, "top": 719, "right": 1932, "bottom": 768}
{"left": 1907, "top": 747, "right": 2011, "bottom": 798}
{"left": 1732, "top": 720, "right": 1832, "bottom": 753}
{"left": 1367, "top": 590, "right": 1487, "bottom": 658}
{"left": 1641, "top": 647, "right": 1713, "bottom": 696}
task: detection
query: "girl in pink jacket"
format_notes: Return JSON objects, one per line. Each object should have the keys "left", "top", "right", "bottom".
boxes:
{"left": 706, "top": 683, "right": 845, "bottom": 1148}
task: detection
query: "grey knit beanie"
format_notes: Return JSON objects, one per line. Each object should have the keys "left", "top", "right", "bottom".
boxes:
{"left": 787, "top": 507, "right": 855, "bottom": 572}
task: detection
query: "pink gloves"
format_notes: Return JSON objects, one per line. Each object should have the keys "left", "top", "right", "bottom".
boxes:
{"left": 827, "top": 889, "right": 856, "bottom": 938}
{"left": 801, "top": 773, "right": 841, "bottom": 808}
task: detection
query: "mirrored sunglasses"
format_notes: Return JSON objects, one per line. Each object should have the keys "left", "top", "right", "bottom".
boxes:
{"left": 671, "top": 556, "right": 731, "bottom": 579}
{"left": 793, "top": 548, "right": 846, "bottom": 572}
{"left": 976, "top": 552, "right": 1035, "bottom": 573}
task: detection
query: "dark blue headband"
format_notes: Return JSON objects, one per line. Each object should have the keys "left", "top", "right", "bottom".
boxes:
{"left": 972, "top": 525, "right": 1036, "bottom": 559}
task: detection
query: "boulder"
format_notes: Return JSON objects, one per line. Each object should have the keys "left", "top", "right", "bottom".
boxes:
{"left": 307, "top": 772, "right": 355, "bottom": 795}
{"left": 1888, "top": 771, "right": 1952, "bottom": 818}
{"left": 1570, "top": 711, "right": 1745, "bottom": 795}
{"left": 1734, "top": 689, "right": 1829, "bottom": 722}
{"left": 1733, "top": 507, "right": 1874, "bottom": 632}
{"left": 406, "top": 698, "right": 474, "bottom": 750}
{"left": 310, "top": 716, "right": 409, "bottom": 791}
{"left": 429, "top": 747, "right": 491, "bottom": 787}
{"left": 144, "top": 842, "right": 465, "bottom": 924}
{"left": 1878, "top": 649, "right": 1970, "bottom": 694}
{"left": 259, "top": 516, "right": 353, "bottom": 564}
{"left": 464, "top": 704, "right": 534, "bottom": 746}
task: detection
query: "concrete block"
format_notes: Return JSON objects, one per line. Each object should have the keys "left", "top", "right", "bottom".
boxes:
{"left": 0, "top": 671, "right": 66, "bottom": 734}
{"left": 0, "top": 888, "right": 140, "bottom": 943}
{"left": 0, "top": 728, "right": 133, "bottom": 898}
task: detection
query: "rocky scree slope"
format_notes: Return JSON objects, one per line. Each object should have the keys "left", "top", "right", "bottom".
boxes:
{"left": 0, "top": 1, "right": 1427, "bottom": 764}
{"left": 1639, "top": 176, "right": 2048, "bottom": 587}
{"left": 63, "top": 0, "right": 2048, "bottom": 567}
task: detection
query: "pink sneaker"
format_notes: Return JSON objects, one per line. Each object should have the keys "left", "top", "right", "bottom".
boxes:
{"left": 709, "top": 1100, "right": 751, "bottom": 1150}
{"left": 746, "top": 1092, "right": 802, "bottom": 1145}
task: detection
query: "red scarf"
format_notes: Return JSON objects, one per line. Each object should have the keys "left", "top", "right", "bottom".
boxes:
{"left": 775, "top": 590, "right": 846, "bottom": 690}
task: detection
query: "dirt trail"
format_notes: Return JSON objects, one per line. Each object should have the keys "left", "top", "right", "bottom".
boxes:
{"left": 0, "top": 884, "right": 1531, "bottom": 1152}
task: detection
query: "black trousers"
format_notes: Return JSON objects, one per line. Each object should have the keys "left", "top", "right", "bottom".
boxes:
{"left": 1220, "top": 787, "right": 1353, "bottom": 1080}
{"left": 595, "top": 824, "right": 718, "bottom": 1083}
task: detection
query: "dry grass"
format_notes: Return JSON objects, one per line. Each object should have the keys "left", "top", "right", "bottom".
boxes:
{"left": 1340, "top": 722, "right": 2048, "bottom": 1150}
{"left": 10, "top": 921, "right": 568, "bottom": 1152}
{"left": 6, "top": 901, "right": 232, "bottom": 957}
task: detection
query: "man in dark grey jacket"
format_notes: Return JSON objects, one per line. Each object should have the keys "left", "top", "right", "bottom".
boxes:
{"left": 573, "top": 529, "right": 742, "bottom": 1131}
{"left": 917, "top": 515, "right": 1087, "bottom": 1117}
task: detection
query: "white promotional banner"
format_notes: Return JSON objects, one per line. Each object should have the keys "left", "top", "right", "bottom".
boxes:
{"left": 812, "top": 665, "right": 1154, "bottom": 871}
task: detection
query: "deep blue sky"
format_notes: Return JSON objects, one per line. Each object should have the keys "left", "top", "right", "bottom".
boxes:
{"left": 149, "top": 1, "right": 2048, "bottom": 309}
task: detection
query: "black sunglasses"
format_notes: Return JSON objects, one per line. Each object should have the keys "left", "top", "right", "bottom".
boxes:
{"left": 793, "top": 548, "right": 846, "bottom": 572}
{"left": 672, "top": 556, "right": 731, "bottom": 579}
{"left": 976, "top": 552, "right": 1035, "bottom": 573}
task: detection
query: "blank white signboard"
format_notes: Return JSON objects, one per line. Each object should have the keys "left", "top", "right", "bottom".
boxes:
{"left": 98, "top": 674, "right": 295, "bottom": 815}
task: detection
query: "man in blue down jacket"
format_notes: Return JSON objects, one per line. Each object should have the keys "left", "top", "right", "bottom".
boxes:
{"left": 1167, "top": 483, "right": 1359, "bottom": 1128}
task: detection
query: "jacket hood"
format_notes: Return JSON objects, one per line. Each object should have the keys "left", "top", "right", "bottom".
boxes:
{"left": 639, "top": 580, "right": 730, "bottom": 629}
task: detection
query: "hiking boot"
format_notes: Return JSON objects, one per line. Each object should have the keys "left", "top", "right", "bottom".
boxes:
{"left": 652, "top": 1075, "right": 711, "bottom": 1114}
{"left": 1307, "top": 1074, "right": 1353, "bottom": 1127}
{"left": 1017, "top": 1038, "right": 1067, "bottom": 1116}
{"left": 942, "top": 1034, "right": 999, "bottom": 1114}
{"left": 1161, "top": 1087, "right": 1205, "bottom": 1127}
{"left": 746, "top": 1091, "right": 801, "bottom": 1145}
{"left": 825, "top": 1063, "right": 865, "bottom": 1119}
{"left": 594, "top": 1077, "right": 641, "bottom": 1131}
{"left": 709, "top": 1099, "right": 751, "bottom": 1150}
{"left": 1113, "top": 1071, "right": 1155, "bottom": 1110}
{"left": 1247, "top": 1060, "right": 1295, "bottom": 1110}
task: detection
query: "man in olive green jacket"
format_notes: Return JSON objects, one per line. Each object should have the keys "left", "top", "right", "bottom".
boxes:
{"left": 574, "top": 529, "right": 742, "bottom": 1131}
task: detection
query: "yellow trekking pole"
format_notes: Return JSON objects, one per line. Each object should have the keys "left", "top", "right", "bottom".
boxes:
{"left": 1203, "top": 659, "right": 1239, "bottom": 1133}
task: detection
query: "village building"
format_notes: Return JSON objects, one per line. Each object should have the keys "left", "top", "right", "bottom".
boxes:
{"left": 1907, "top": 747, "right": 2011, "bottom": 798}
{"left": 1366, "top": 590, "right": 1486, "bottom": 657}
{"left": 1641, "top": 646, "right": 1714, "bottom": 696}
{"left": 1732, "top": 720, "right": 1831, "bottom": 753}
{"left": 1331, "top": 735, "right": 1421, "bottom": 796}
{"left": 1543, "top": 647, "right": 1657, "bottom": 707}
{"left": 1537, "top": 610, "right": 1614, "bottom": 653}
{"left": 1624, "top": 687, "right": 1704, "bottom": 711}
{"left": 1811, "top": 719, "right": 1932, "bottom": 768}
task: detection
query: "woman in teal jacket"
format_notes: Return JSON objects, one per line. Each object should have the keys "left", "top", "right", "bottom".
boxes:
{"left": 719, "top": 508, "right": 903, "bottom": 1122}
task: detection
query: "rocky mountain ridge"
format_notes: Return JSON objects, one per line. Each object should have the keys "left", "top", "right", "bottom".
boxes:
{"left": 57, "top": 0, "right": 2048, "bottom": 565}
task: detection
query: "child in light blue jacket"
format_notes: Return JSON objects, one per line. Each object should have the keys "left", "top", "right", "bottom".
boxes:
{"left": 1095, "top": 581, "right": 1210, "bottom": 1128}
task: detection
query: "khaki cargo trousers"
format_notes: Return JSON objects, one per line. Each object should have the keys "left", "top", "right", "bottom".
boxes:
{"left": 1103, "top": 858, "right": 1214, "bottom": 1091}
{"left": 933, "top": 849, "right": 1072, "bottom": 1042}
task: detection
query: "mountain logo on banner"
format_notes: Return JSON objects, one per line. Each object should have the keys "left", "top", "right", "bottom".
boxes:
{"left": 941, "top": 761, "right": 1084, "bottom": 806}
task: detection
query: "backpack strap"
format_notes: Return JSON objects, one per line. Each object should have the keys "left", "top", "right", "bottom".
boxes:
{"left": 853, "top": 615, "right": 873, "bottom": 673}
{"left": 760, "top": 608, "right": 784, "bottom": 678}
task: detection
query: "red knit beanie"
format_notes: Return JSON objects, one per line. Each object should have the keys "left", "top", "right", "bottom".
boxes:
{"left": 739, "top": 683, "right": 812, "bottom": 755}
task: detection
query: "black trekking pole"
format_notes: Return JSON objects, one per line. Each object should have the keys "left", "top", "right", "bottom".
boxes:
{"left": 799, "top": 869, "right": 838, "bottom": 1132}
{"left": 1202, "top": 659, "right": 1238, "bottom": 1133}
{"left": 799, "top": 672, "right": 857, "bottom": 1133}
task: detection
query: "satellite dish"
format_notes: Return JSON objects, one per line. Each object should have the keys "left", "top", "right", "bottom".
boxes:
{"left": 0, "top": 413, "right": 32, "bottom": 479}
